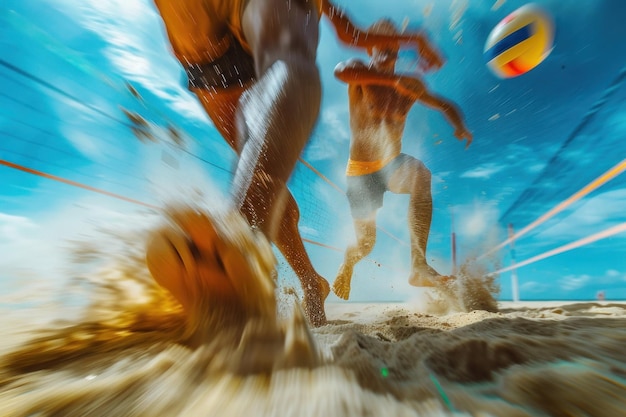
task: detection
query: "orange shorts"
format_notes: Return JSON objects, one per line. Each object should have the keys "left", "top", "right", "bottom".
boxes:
{"left": 345, "top": 154, "right": 400, "bottom": 177}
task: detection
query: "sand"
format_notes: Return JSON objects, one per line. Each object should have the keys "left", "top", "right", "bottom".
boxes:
{"left": 1, "top": 215, "right": 625, "bottom": 417}
{"left": 2, "top": 295, "right": 626, "bottom": 416}
{"left": 321, "top": 300, "right": 626, "bottom": 412}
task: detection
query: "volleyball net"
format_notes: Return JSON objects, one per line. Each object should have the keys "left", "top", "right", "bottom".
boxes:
{"left": 481, "top": 67, "right": 626, "bottom": 299}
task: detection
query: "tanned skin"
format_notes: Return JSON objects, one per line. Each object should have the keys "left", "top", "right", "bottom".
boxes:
{"left": 148, "top": 0, "right": 445, "bottom": 327}
{"left": 332, "top": 19, "right": 472, "bottom": 300}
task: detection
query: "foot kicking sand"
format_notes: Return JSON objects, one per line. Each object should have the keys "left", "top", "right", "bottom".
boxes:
{"left": 409, "top": 264, "right": 463, "bottom": 310}
{"left": 303, "top": 278, "right": 330, "bottom": 327}
{"left": 408, "top": 263, "right": 454, "bottom": 288}
{"left": 146, "top": 207, "right": 319, "bottom": 373}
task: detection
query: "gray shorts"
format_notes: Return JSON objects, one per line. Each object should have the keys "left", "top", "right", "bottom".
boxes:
{"left": 345, "top": 153, "right": 413, "bottom": 219}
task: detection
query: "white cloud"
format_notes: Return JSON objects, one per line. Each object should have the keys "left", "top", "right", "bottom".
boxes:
{"left": 602, "top": 269, "right": 626, "bottom": 283}
{"left": 432, "top": 171, "right": 451, "bottom": 185}
{"left": 299, "top": 225, "right": 320, "bottom": 238}
{"left": 559, "top": 274, "right": 592, "bottom": 291}
{"left": 606, "top": 269, "right": 621, "bottom": 278}
{"left": 459, "top": 162, "right": 506, "bottom": 179}
{"left": 58, "top": 120, "right": 107, "bottom": 161}
{"left": 0, "top": 213, "right": 38, "bottom": 245}
{"left": 0, "top": 195, "right": 162, "bottom": 303}
{"left": 520, "top": 281, "right": 550, "bottom": 293}
{"left": 52, "top": 0, "right": 208, "bottom": 122}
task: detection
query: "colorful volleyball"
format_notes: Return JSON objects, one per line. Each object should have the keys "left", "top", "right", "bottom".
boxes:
{"left": 484, "top": 4, "right": 554, "bottom": 78}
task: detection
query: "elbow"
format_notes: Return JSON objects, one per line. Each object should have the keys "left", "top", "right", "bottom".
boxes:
{"left": 334, "top": 71, "right": 352, "bottom": 83}
{"left": 333, "top": 63, "right": 347, "bottom": 80}
{"left": 334, "top": 73, "right": 348, "bottom": 83}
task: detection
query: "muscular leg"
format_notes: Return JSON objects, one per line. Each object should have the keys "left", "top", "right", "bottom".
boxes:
{"left": 274, "top": 197, "right": 330, "bottom": 325}
{"left": 332, "top": 216, "right": 376, "bottom": 300}
{"left": 146, "top": 0, "right": 323, "bottom": 353}
{"left": 193, "top": 86, "right": 245, "bottom": 150}
{"left": 387, "top": 158, "right": 444, "bottom": 286}
{"left": 234, "top": 0, "right": 321, "bottom": 240}
{"left": 194, "top": 81, "right": 329, "bottom": 327}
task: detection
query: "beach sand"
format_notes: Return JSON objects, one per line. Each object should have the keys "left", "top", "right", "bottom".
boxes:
{"left": 2, "top": 295, "right": 626, "bottom": 417}
{"left": 321, "top": 300, "right": 626, "bottom": 416}
{"left": 0, "top": 215, "right": 624, "bottom": 416}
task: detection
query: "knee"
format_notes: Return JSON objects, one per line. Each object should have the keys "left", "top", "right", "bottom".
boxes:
{"left": 358, "top": 234, "right": 376, "bottom": 255}
{"left": 284, "top": 194, "right": 301, "bottom": 221}
{"left": 409, "top": 160, "right": 431, "bottom": 191}
{"left": 278, "top": 195, "right": 301, "bottom": 234}
{"left": 414, "top": 160, "right": 431, "bottom": 180}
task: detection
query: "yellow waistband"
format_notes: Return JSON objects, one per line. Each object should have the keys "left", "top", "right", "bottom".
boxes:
{"left": 345, "top": 155, "right": 398, "bottom": 176}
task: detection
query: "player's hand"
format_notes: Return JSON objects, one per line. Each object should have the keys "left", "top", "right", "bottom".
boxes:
{"left": 454, "top": 127, "right": 473, "bottom": 149}
{"left": 419, "top": 48, "right": 444, "bottom": 72}
{"left": 414, "top": 33, "right": 444, "bottom": 72}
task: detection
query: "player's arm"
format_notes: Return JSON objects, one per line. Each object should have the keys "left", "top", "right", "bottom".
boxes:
{"left": 417, "top": 92, "right": 473, "bottom": 148}
{"left": 401, "top": 80, "right": 473, "bottom": 147}
{"left": 321, "top": 0, "right": 444, "bottom": 71}
{"left": 334, "top": 60, "right": 472, "bottom": 147}
{"left": 334, "top": 59, "right": 427, "bottom": 100}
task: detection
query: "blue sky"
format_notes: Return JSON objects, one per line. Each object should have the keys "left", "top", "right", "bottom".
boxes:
{"left": 1, "top": 0, "right": 625, "bottom": 304}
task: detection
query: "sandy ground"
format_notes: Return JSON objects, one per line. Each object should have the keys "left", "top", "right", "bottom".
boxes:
{"left": 0, "top": 213, "right": 624, "bottom": 416}
{"left": 315, "top": 299, "right": 626, "bottom": 416}
{"left": 2, "top": 297, "right": 625, "bottom": 417}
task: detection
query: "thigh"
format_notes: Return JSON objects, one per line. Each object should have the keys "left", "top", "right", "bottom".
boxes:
{"left": 241, "top": 0, "right": 320, "bottom": 71}
{"left": 346, "top": 174, "right": 385, "bottom": 219}
{"left": 154, "top": 0, "right": 229, "bottom": 63}
{"left": 386, "top": 155, "right": 430, "bottom": 194}
{"left": 192, "top": 85, "right": 247, "bottom": 151}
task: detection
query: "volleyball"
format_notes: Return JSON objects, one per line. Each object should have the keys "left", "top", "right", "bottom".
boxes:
{"left": 484, "top": 4, "right": 554, "bottom": 78}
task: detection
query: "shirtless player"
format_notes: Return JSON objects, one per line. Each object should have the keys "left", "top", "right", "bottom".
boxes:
{"left": 145, "top": 0, "right": 444, "bottom": 334}
{"left": 332, "top": 18, "right": 472, "bottom": 300}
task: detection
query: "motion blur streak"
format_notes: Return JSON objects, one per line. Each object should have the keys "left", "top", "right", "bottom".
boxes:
{"left": 481, "top": 158, "right": 626, "bottom": 259}
{"left": 491, "top": 221, "right": 626, "bottom": 275}
{"left": 0, "top": 159, "right": 160, "bottom": 210}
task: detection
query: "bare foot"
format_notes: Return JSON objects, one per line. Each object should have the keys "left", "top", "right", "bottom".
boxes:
{"left": 409, "top": 263, "right": 454, "bottom": 288}
{"left": 145, "top": 208, "right": 320, "bottom": 373}
{"left": 145, "top": 208, "right": 277, "bottom": 342}
{"left": 302, "top": 277, "right": 330, "bottom": 327}
{"left": 332, "top": 263, "right": 354, "bottom": 300}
